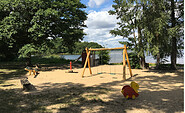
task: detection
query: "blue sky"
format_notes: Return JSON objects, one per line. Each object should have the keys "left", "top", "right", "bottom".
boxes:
{"left": 80, "top": 0, "right": 127, "bottom": 48}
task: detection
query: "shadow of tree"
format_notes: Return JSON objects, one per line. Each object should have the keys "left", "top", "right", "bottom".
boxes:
{"left": 0, "top": 69, "right": 183, "bottom": 113}
{"left": 0, "top": 63, "right": 82, "bottom": 84}
{"left": 0, "top": 82, "right": 110, "bottom": 113}
{"left": 96, "top": 69, "right": 184, "bottom": 113}
{"left": 0, "top": 69, "right": 27, "bottom": 84}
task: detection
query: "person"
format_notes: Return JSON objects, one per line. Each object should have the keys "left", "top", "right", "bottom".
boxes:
{"left": 81, "top": 49, "right": 87, "bottom": 67}
{"left": 73, "top": 49, "right": 87, "bottom": 67}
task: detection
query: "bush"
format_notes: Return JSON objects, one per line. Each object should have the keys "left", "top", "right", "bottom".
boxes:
{"left": 127, "top": 52, "right": 140, "bottom": 69}
{"left": 99, "top": 50, "right": 110, "bottom": 64}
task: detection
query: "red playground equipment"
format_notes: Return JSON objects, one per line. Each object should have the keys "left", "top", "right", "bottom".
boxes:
{"left": 65, "top": 61, "right": 73, "bottom": 73}
{"left": 121, "top": 81, "right": 139, "bottom": 99}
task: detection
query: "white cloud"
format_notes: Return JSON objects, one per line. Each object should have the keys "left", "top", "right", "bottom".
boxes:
{"left": 83, "top": 10, "right": 124, "bottom": 48}
{"left": 85, "top": 11, "right": 117, "bottom": 29}
{"left": 88, "top": 0, "right": 106, "bottom": 8}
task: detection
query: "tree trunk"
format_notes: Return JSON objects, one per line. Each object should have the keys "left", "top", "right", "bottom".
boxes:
{"left": 170, "top": 0, "right": 177, "bottom": 70}
{"left": 140, "top": 56, "right": 146, "bottom": 69}
{"left": 26, "top": 52, "right": 32, "bottom": 66}
{"left": 138, "top": 25, "right": 146, "bottom": 69}
{"left": 156, "top": 34, "right": 160, "bottom": 69}
{"left": 156, "top": 53, "right": 160, "bottom": 69}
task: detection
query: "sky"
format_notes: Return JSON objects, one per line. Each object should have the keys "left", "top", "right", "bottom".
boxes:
{"left": 81, "top": 0, "right": 126, "bottom": 48}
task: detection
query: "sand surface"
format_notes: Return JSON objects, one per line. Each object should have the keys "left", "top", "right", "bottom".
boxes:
{"left": 1, "top": 65, "right": 184, "bottom": 113}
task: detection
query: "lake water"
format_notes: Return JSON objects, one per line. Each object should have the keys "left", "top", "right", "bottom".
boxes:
{"left": 61, "top": 50, "right": 184, "bottom": 64}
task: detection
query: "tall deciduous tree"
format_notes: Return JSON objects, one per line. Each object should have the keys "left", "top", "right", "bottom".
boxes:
{"left": 109, "top": 0, "right": 183, "bottom": 69}
{"left": 142, "top": 0, "right": 170, "bottom": 68}
{"left": 109, "top": 0, "right": 148, "bottom": 69}
{"left": 168, "top": 0, "right": 184, "bottom": 69}
{"left": 0, "top": 0, "right": 87, "bottom": 61}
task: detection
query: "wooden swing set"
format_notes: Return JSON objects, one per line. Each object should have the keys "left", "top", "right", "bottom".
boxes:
{"left": 81, "top": 45, "right": 132, "bottom": 80}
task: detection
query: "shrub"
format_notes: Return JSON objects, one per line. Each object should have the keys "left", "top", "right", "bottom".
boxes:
{"left": 99, "top": 50, "right": 110, "bottom": 64}
{"left": 127, "top": 52, "right": 141, "bottom": 69}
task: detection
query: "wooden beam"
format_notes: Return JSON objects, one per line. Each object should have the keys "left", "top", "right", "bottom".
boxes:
{"left": 125, "top": 47, "right": 132, "bottom": 77}
{"left": 86, "top": 48, "right": 92, "bottom": 74}
{"left": 123, "top": 45, "right": 126, "bottom": 80}
{"left": 89, "top": 47, "right": 127, "bottom": 51}
{"left": 82, "top": 45, "right": 133, "bottom": 79}
{"left": 81, "top": 48, "right": 91, "bottom": 77}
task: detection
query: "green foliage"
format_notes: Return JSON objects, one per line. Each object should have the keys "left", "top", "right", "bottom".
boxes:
{"left": 99, "top": 50, "right": 110, "bottom": 64}
{"left": 31, "top": 55, "right": 69, "bottom": 64}
{"left": 109, "top": 0, "right": 148, "bottom": 69}
{"left": 0, "top": 0, "right": 87, "bottom": 60}
{"left": 18, "top": 44, "right": 37, "bottom": 58}
{"left": 73, "top": 41, "right": 102, "bottom": 54}
{"left": 127, "top": 52, "right": 141, "bottom": 69}
{"left": 109, "top": 0, "right": 184, "bottom": 68}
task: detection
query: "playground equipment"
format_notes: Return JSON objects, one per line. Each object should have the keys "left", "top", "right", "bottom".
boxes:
{"left": 25, "top": 65, "right": 39, "bottom": 76}
{"left": 81, "top": 45, "right": 132, "bottom": 80}
{"left": 121, "top": 81, "right": 139, "bottom": 99}
{"left": 65, "top": 61, "right": 74, "bottom": 73}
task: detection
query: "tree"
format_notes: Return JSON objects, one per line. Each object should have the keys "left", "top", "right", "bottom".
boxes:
{"left": 109, "top": 0, "right": 184, "bottom": 69}
{"left": 142, "top": 0, "right": 170, "bottom": 68}
{"left": 168, "top": 0, "right": 184, "bottom": 69}
{"left": 109, "top": 0, "right": 148, "bottom": 69}
{"left": 0, "top": 0, "right": 87, "bottom": 61}
{"left": 143, "top": 0, "right": 184, "bottom": 69}
{"left": 18, "top": 44, "right": 38, "bottom": 65}
{"left": 73, "top": 41, "right": 102, "bottom": 54}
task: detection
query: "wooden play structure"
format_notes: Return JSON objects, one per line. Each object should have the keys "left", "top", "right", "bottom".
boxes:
{"left": 81, "top": 45, "right": 132, "bottom": 80}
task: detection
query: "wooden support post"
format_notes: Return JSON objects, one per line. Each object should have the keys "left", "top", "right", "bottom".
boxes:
{"left": 81, "top": 48, "right": 91, "bottom": 78}
{"left": 125, "top": 47, "right": 132, "bottom": 77}
{"left": 86, "top": 48, "right": 92, "bottom": 74}
{"left": 123, "top": 45, "right": 126, "bottom": 80}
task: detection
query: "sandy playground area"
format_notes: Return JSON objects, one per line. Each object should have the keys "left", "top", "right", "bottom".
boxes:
{"left": 0, "top": 65, "right": 184, "bottom": 113}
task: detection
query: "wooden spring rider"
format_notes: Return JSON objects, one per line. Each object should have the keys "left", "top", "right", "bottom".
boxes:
{"left": 81, "top": 45, "right": 132, "bottom": 80}
{"left": 25, "top": 65, "right": 39, "bottom": 76}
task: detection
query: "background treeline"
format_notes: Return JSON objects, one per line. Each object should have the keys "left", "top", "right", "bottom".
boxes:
{"left": 109, "top": 0, "right": 184, "bottom": 69}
